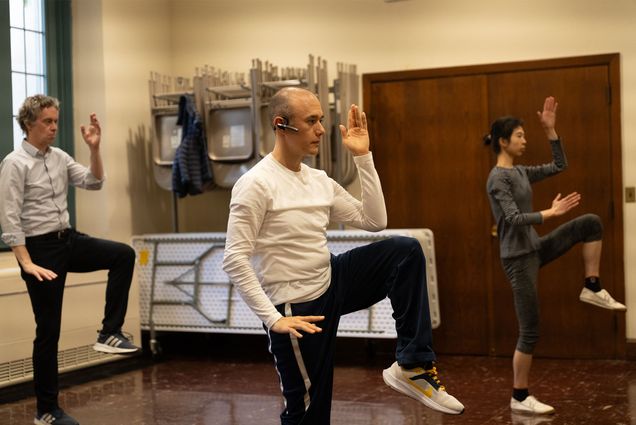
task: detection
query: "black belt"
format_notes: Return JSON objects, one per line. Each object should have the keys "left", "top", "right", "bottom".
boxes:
{"left": 26, "top": 228, "right": 72, "bottom": 242}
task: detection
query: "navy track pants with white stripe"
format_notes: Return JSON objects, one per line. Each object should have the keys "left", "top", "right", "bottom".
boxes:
{"left": 266, "top": 236, "right": 436, "bottom": 425}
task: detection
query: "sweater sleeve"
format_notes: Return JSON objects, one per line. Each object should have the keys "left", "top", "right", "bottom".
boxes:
{"left": 329, "top": 152, "right": 387, "bottom": 231}
{"left": 222, "top": 177, "right": 283, "bottom": 329}
{"left": 524, "top": 139, "right": 568, "bottom": 183}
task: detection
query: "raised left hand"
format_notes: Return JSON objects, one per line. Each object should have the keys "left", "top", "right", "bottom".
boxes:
{"left": 537, "top": 96, "right": 558, "bottom": 140}
{"left": 339, "top": 104, "right": 370, "bottom": 156}
{"left": 81, "top": 113, "right": 101, "bottom": 150}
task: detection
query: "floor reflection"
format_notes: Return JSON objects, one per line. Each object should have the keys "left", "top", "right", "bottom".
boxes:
{"left": 2, "top": 337, "right": 636, "bottom": 424}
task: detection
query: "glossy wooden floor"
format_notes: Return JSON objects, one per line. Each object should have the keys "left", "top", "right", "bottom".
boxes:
{"left": 2, "top": 333, "right": 636, "bottom": 424}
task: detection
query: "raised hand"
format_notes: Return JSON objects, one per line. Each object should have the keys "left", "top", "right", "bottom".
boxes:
{"left": 339, "top": 104, "right": 370, "bottom": 156}
{"left": 548, "top": 192, "right": 580, "bottom": 218}
{"left": 536, "top": 96, "right": 559, "bottom": 140}
{"left": 270, "top": 315, "right": 325, "bottom": 338}
{"left": 80, "top": 113, "right": 101, "bottom": 150}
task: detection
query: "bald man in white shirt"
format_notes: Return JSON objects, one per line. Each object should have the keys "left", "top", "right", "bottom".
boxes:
{"left": 223, "top": 87, "right": 464, "bottom": 425}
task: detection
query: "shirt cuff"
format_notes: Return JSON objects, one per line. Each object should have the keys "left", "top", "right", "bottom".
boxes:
{"left": 352, "top": 151, "right": 374, "bottom": 166}
{"left": 1, "top": 232, "right": 25, "bottom": 246}
{"left": 85, "top": 172, "right": 105, "bottom": 189}
{"left": 264, "top": 312, "right": 284, "bottom": 330}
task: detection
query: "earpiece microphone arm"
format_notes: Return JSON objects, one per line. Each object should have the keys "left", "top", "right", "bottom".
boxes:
{"left": 276, "top": 123, "right": 299, "bottom": 132}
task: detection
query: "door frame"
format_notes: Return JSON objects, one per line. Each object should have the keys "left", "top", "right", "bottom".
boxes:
{"left": 363, "top": 53, "right": 625, "bottom": 357}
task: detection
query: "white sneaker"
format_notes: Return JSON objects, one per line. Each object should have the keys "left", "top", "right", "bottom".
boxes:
{"left": 382, "top": 361, "right": 464, "bottom": 415}
{"left": 579, "top": 288, "right": 626, "bottom": 311}
{"left": 510, "top": 395, "right": 555, "bottom": 415}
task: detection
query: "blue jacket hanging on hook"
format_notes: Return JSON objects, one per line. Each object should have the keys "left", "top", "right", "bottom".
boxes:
{"left": 172, "top": 94, "right": 214, "bottom": 197}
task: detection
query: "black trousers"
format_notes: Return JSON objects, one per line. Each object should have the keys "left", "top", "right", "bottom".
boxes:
{"left": 267, "top": 236, "right": 435, "bottom": 425}
{"left": 22, "top": 229, "right": 136, "bottom": 414}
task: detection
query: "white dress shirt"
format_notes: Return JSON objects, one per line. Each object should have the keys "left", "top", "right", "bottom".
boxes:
{"left": 0, "top": 140, "right": 103, "bottom": 246}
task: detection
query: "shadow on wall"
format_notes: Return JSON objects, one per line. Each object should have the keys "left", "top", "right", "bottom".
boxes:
{"left": 126, "top": 125, "right": 173, "bottom": 235}
{"left": 175, "top": 186, "right": 232, "bottom": 232}
{"left": 125, "top": 125, "right": 232, "bottom": 234}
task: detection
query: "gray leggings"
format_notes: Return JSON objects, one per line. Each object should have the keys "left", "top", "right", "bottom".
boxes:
{"left": 501, "top": 213, "right": 603, "bottom": 354}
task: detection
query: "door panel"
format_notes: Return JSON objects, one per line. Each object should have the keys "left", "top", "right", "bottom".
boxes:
{"left": 487, "top": 66, "right": 619, "bottom": 358}
{"left": 368, "top": 75, "right": 494, "bottom": 354}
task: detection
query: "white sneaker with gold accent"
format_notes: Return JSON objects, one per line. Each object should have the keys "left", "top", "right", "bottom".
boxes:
{"left": 382, "top": 361, "right": 464, "bottom": 415}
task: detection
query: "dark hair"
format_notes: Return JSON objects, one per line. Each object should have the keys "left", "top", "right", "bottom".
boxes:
{"left": 268, "top": 87, "right": 316, "bottom": 131}
{"left": 483, "top": 116, "right": 524, "bottom": 154}
{"left": 17, "top": 94, "right": 60, "bottom": 134}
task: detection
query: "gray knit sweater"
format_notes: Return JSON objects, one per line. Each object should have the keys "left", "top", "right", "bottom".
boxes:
{"left": 486, "top": 140, "right": 567, "bottom": 259}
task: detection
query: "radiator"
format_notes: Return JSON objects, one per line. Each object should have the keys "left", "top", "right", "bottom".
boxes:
{"left": 0, "top": 260, "right": 140, "bottom": 389}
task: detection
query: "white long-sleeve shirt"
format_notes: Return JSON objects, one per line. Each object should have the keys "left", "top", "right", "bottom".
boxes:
{"left": 222, "top": 152, "right": 387, "bottom": 328}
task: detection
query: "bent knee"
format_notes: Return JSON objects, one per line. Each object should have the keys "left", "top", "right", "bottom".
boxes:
{"left": 116, "top": 244, "right": 136, "bottom": 265}
{"left": 516, "top": 331, "right": 539, "bottom": 354}
{"left": 581, "top": 213, "right": 603, "bottom": 241}
{"left": 391, "top": 236, "right": 423, "bottom": 256}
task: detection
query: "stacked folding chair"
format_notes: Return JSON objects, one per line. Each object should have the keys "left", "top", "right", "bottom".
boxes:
{"left": 148, "top": 55, "right": 361, "bottom": 221}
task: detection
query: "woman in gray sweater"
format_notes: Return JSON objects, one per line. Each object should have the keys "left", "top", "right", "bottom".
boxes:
{"left": 484, "top": 96, "right": 626, "bottom": 416}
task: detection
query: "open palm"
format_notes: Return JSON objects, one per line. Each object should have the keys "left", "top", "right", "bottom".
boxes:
{"left": 339, "top": 104, "right": 369, "bottom": 156}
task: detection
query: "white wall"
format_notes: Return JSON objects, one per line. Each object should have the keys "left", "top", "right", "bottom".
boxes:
{"left": 66, "top": 0, "right": 178, "bottom": 356}
{"left": 73, "top": 0, "right": 174, "bottom": 240}
{"left": 0, "top": 0, "right": 176, "bottom": 366}
{"left": 62, "top": 0, "right": 636, "bottom": 339}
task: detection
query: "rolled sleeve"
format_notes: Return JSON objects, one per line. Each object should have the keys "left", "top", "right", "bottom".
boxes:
{"left": 1, "top": 232, "right": 25, "bottom": 247}
{"left": 0, "top": 159, "right": 26, "bottom": 246}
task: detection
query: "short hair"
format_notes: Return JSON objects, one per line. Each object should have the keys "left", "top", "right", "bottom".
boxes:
{"left": 17, "top": 94, "right": 60, "bottom": 134}
{"left": 483, "top": 116, "right": 524, "bottom": 154}
{"left": 268, "top": 87, "right": 317, "bottom": 130}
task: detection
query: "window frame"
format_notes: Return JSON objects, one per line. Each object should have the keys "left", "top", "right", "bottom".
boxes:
{"left": 0, "top": 2, "right": 12, "bottom": 161}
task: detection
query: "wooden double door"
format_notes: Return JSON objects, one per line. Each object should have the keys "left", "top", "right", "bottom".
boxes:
{"left": 363, "top": 54, "right": 625, "bottom": 358}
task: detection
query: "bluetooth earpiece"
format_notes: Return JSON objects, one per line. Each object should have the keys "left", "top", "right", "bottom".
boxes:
{"left": 276, "top": 122, "right": 299, "bottom": 132}
{"left": 274, "top": 117, "right": 299, "bottom": 132}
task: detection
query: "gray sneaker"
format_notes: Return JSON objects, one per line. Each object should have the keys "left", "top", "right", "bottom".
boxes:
{"left": 382, "top": 361, "right": 464, "bottom": 414}
{"left": 34, "top": 408, "right": 79, "bottom": 425}
{"left": 93, "top": 331, "right": 140, "bottom": 354}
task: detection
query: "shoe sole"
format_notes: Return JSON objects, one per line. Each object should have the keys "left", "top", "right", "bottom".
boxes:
{"left": 382, "top": 368, "right": 464, "bottom": 415}
{"left": 93, "top": 342, "right": 139, "bottom": 354}
{"left": 579, "top": 296, "right": 626, "bottom": 311}
{"left": 34, "top": 416, "right": 79, "bottom": 425}
{"left": 510, "top": 405, "right": 555, "bottom": 415}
